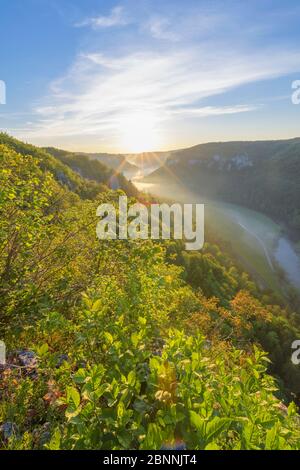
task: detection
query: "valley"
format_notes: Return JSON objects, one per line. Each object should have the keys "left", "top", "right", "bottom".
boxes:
{"left": 133, "top": 138, "right": 300, "bottom": 298}
{"left": 134, "top": 178, "right": 300, "bottom": 296}
{"left": 1, "top": 134, "right": 300, "bottom": 450}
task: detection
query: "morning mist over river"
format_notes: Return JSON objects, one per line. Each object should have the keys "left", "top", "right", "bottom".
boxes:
{"left": 133, "top": 176, "right": 300, "bottom": 296}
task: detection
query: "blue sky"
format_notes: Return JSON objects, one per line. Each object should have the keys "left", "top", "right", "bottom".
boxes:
{"left": 0, "top": 0, "right": 300, "bottom": 152}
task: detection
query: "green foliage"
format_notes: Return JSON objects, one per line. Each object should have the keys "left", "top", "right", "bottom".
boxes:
{"left": 44, "top": 147, "right": 139, "bottom": 198}
{"left": 1, "top": 137, "right": 300, "bottom": 450}
{"left": 2, "top": 310, "right": 300, "bottom": 449}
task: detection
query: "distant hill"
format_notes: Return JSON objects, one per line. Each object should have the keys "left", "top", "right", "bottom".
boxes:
{"left": 126, "top": 151, "right": 171, "bottom": 170}
{"left": 88, "top": 150, "right": 171, "bottom": 178}
{"left": 146, "top": 138, "right": 300, "bottom": 239}
{"left": 85, "top": 152, "right": 139, "bottom": 177}
{"left": 46, "top": 147, "right": 171, "bottom": 179}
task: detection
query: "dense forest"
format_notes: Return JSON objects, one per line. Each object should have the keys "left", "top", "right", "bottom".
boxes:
{"left": 1, "top": 135, "right": 300, "bottom": 449}
{"left": 146, "top": 139, "right": 300, "bottom": 241}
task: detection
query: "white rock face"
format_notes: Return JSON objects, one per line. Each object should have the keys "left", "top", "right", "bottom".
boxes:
{"left": 230, "top": 155, "right": 253, "bottom": 169}
{"left": 167, "top": 152, "right": 254, "bottom": 171}
{"left": 167, "top": 157, "right": 180, "bottom": 166}
{"left": 187, "top": 154, "right": 253, "bottom": 171}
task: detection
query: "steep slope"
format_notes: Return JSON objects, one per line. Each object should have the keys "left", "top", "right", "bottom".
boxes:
{"left": 44, "top": 147, "right": 139, "bottom": 197}
{"left": 45, "top": 147, "right": 139, "bottom": 176}
{"left": 1, "top": 138, "right": 300, "bottom": 449}
{"left": 0, "top": 134, "right": 138, "bottom": 199}
{"left": 0, "top": 133, "right": 107, "bottom": 199}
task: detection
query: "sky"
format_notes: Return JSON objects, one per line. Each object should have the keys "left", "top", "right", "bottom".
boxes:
{"left": 0, "top": 0, "right": 300, "bottom": 153}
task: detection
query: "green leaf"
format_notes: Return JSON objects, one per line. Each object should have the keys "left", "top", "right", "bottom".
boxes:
{"left": 66, "top": 386, "right": 80, "bottom": 408}
{"left": 131, "top": 332, "right": 139, "bottom": 347}
{"left": 128, "top": 370, "right": 136, "bottom": 386}
{"left": 73, "top": 368, "right": 87, "bottom": 384}
{"left": 104, "top": 332, "right": 113, "bottom": 344}
{"left": 117, "top": 402, "right": 125, "bottom": 420}
{"left": 91, "top": 299, "right": 102, "bottom": 312}
{"left": 37, "top": 343, "right": 49, "bottom": 356}
{"left": 265, "top": 425, "right": 278, "bottom": 450}
{"left": 206, "top": 417, "right": 230, "bottom": 442}
{"left": 205, "top": 442, "right": 220, "bottom": 450}
{"left": 242, "top": 422, "right": 254, "bottom": 448}
{"left": 149, "top": 356, "right": 161, "bottom": 371}
{"left": 48, "top": 429, "right": 61, "bottom": 450}
{"left": 190, "top": 411, "right": 205, "bottom": 435}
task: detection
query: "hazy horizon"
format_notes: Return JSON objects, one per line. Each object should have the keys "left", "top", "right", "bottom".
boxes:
{"left": 6, "top": 133, "right": 300, "bottom": 156}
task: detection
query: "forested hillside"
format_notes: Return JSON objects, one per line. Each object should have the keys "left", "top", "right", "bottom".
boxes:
{"left": 1, "top": 137, "right": 300, "bottom": 450}
{"left": 44, "top": 147, "right": 139, "bottom": 197}
{"left": 0, "top": 134, "right": 138, "bottom": 199}
{"left": 44, "top": 147, "right": 139, "bottom": 180}
{"left": 146, "top": 139, "right": 300, "bottom": 239}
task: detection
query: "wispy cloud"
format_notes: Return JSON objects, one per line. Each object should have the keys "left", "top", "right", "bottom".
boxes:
{"left": 171, "top": 105, "right": 260, "bottom": 117}
{"left": 8, "top": 1, "right": 300, "bottom": 151}
{"left": 75, "top": 6, "right": 128, "bottom": 29}
{"left": 16, "top": 41, "right": 300, "bottom": 152}
{"left": 3, "top": 0, "right": 300, "bottom": 150}
{"left": 147, "top": 17, "right": 180, "bottom": 42}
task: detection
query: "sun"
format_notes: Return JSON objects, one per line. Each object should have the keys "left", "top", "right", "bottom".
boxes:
{"left": 119, "top": 111, "right": 163, "bottom": 153}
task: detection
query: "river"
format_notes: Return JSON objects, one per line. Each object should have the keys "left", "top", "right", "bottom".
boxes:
{"left": 133, "top": 179, "right": 300, "bottom": 294}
